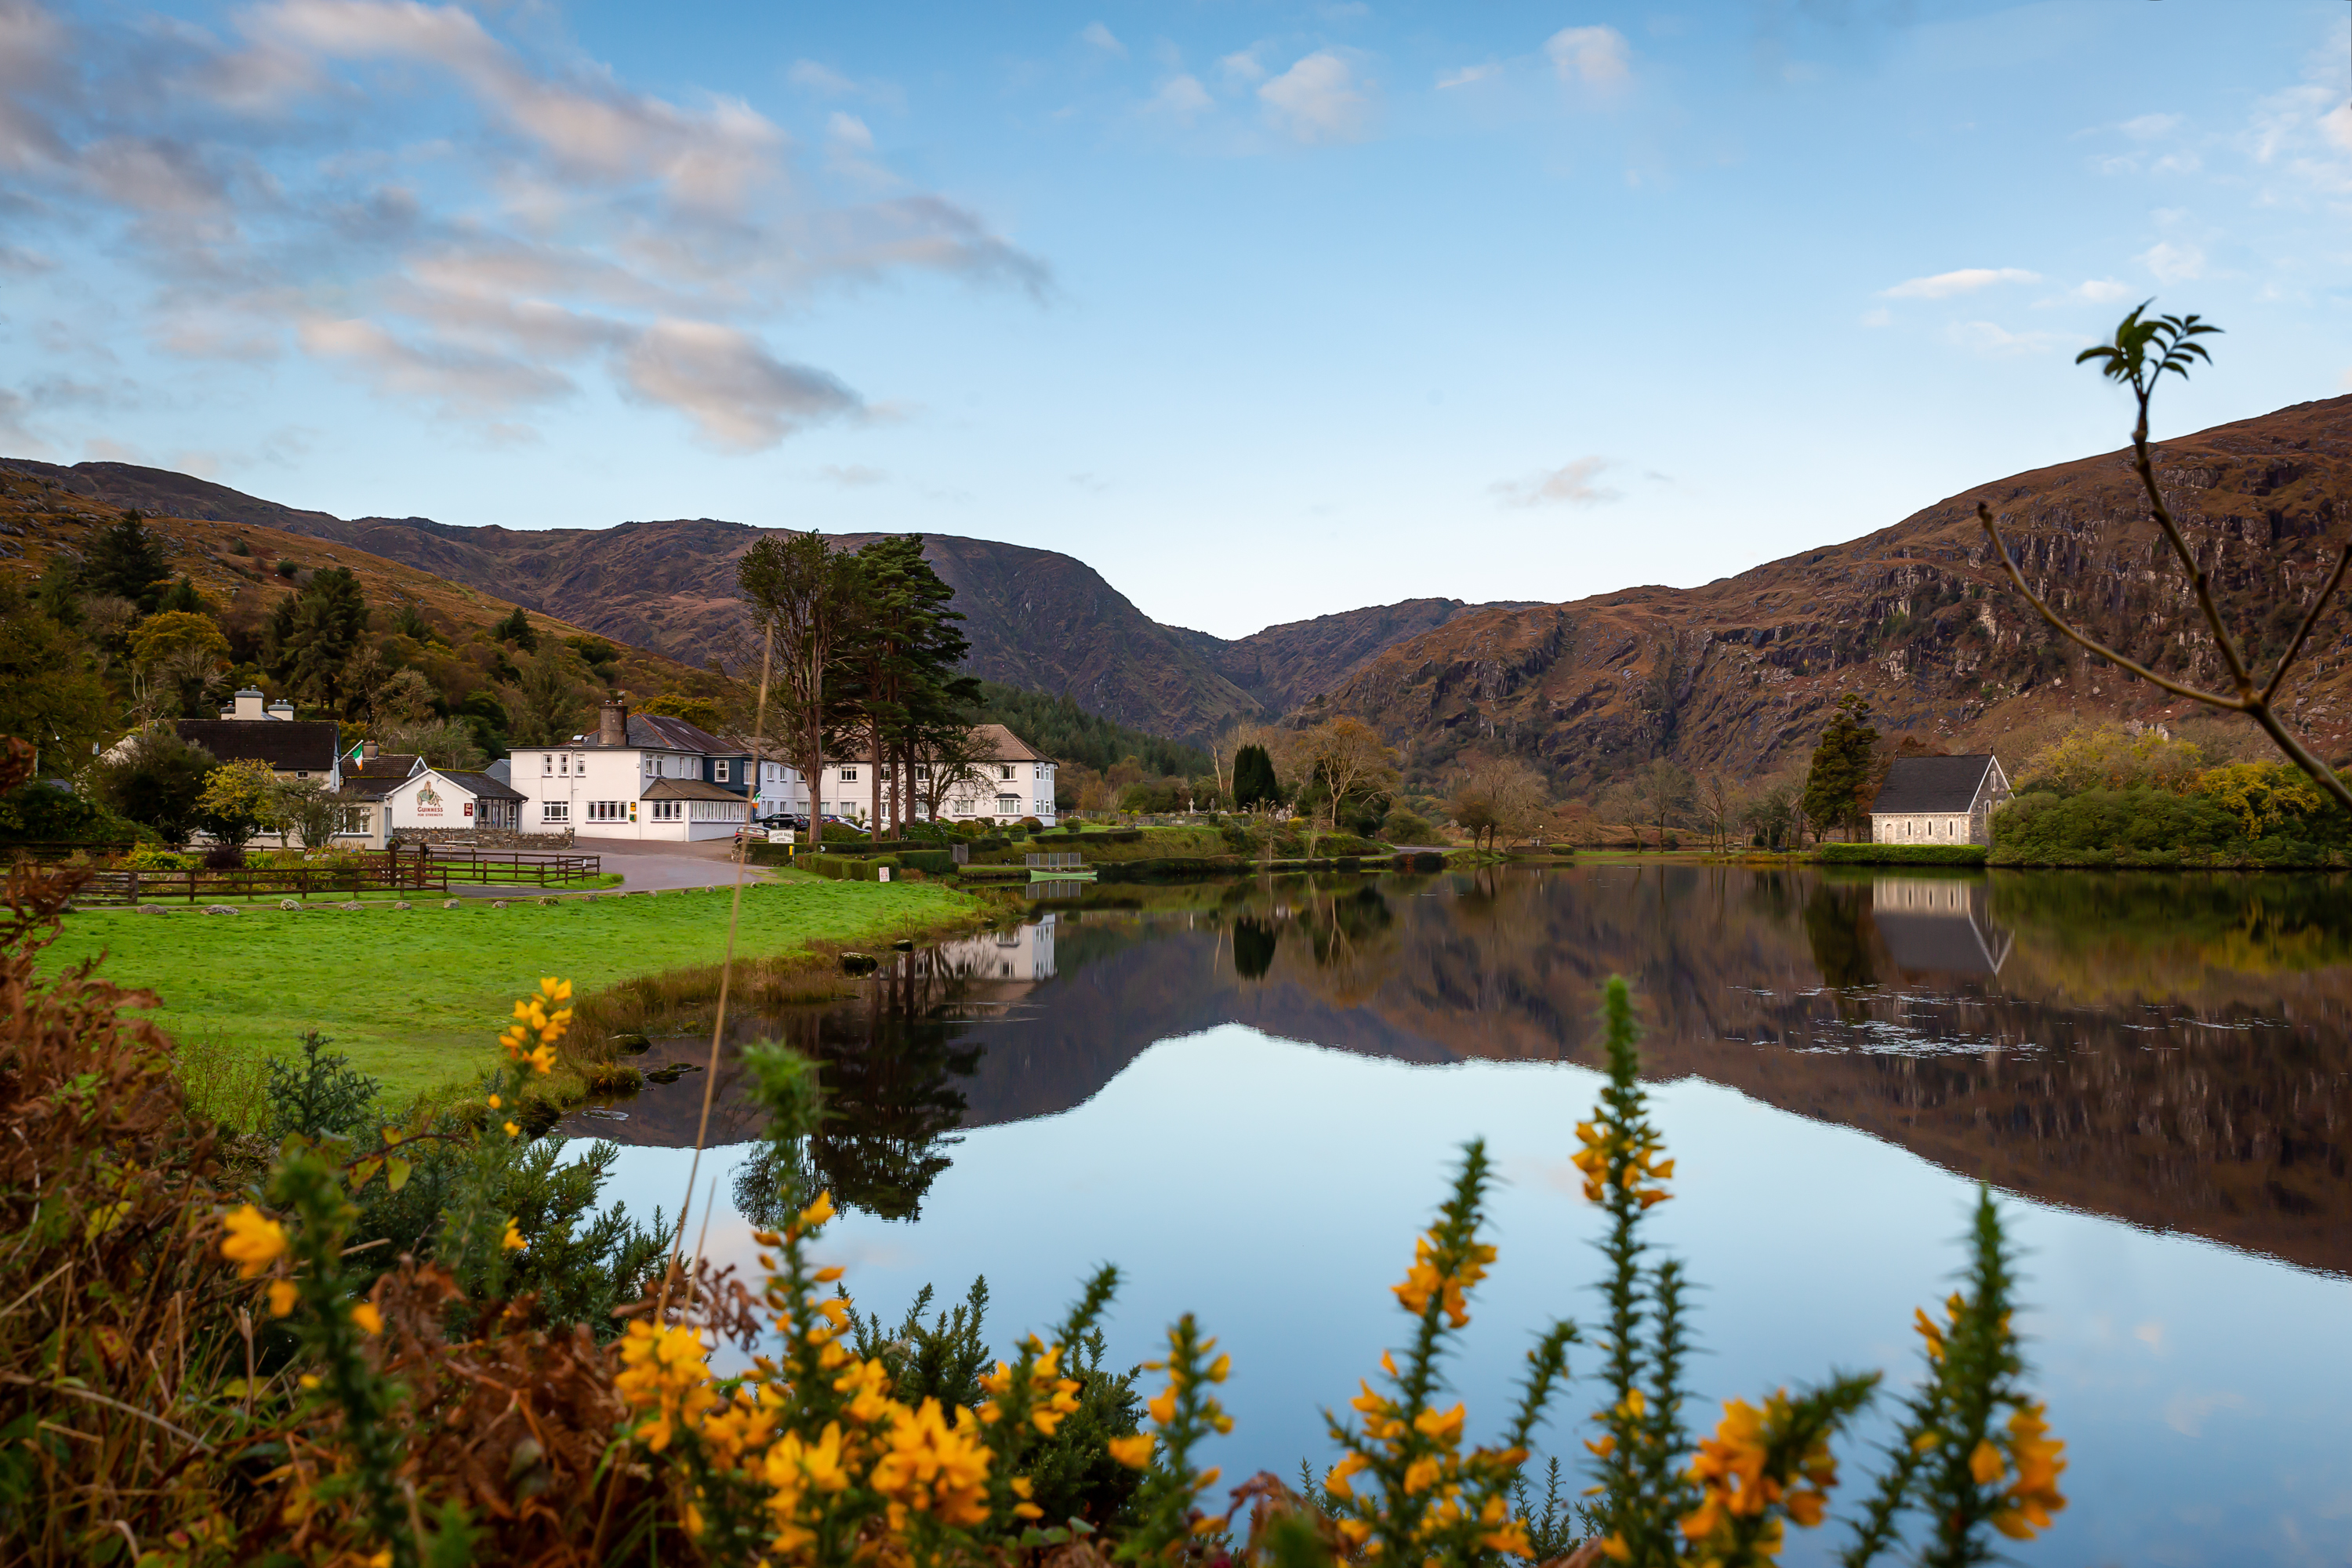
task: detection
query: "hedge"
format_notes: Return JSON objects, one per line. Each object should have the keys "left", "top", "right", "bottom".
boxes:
{"left": 1814, "top": 843, "right": 1987, "bottom": 866}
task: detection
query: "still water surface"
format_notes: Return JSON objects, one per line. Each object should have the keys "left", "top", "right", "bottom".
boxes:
{"left": 564, "top": 866, "right": 2352, "bottom": 1566}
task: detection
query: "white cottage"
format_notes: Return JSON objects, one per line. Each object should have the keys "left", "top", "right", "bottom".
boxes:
{"left": 383, "top": 767, "right": 526, "bottom": 835}
{"left": 508, "top": 702, "right": 753, "bottom": 842}
{"left": 1868, "top": 753, "right": 2011, "bottom": 847}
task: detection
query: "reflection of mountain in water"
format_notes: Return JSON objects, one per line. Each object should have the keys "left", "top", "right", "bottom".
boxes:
{"left": 566, "top": 869, "right": 2352, "bottom": 1276}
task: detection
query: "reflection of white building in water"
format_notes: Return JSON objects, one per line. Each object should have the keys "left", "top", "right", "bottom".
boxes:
{"left": 930, "top": 915, "right": 1058, "bottom": 984}
{"left": 1871, "top": 877, "right": 2013, "bottom": 976}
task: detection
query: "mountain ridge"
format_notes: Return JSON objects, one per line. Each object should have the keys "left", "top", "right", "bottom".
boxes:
{"left": 18, "top": 392, "right": 2352, "bottom": 785}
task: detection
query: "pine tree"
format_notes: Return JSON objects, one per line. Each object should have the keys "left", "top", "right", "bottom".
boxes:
{"left": 1802, "top": 693, "right": 1879, "bottom": 841}
{"left": 84, "top": 510, "right": 171, "bottom": 613}
{"left": 1232, "top": 744, "right": 1279, "bottom": 811}
{"left": 492, "top": 605, "right": 538, "bottom": 650}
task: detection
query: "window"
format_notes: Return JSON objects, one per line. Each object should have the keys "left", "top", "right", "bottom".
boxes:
{"left": 715, "top": 760, "right": 731, "bottom": 782}
{"left": 914, "top": 764, "right": 929, "bottom": 780}
{"left": 335, "top": 807, "right": 369, "bottom": 835}
{"left": 543, "top": 753, "right": 554, "bottom": 776}
{"left": 999, "top": 764, "right": 1014, "bottom": 781}
{"left": 558, "top": 754, "right": 568, "bottom": 775}
{"left": 840, "top": 767, "right": 858, "bottom": 782}
{"left": 543, "top": 801, "right": 569, "bottom": 823}
{"left": 588, "top": 800, "right": 628, "bottom": 822}
{"left": 650, "top": 800, "right": 681, "bottom": 822}
{"left": 996, "top": 794, "right": 1020, "bottom": 815}
{"left": 573, "top": 753, "right": 585, "bottom": 772}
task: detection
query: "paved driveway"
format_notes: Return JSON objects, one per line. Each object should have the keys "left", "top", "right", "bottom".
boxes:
{"left": 572, "top": 836, "right": 771, "bottom": 893}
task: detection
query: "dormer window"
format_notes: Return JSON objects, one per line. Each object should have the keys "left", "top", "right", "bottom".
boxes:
{"left": 714, "top": 760, "right": 731, "bottom": 782}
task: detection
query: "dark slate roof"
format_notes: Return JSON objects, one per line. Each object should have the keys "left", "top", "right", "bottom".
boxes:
{"left": 1870, "top": 754, "right": 1996, "bottom": 815}
{"left": 642, "top": 778, "right": 746, "bottom": 802}
{"left": 347, "top": 753, "right": 420, "bottom": 779}
{"left": 175, "top": 718, "right": 339, "bottom": 773}
{"left": 437, "top": 770, "right": 524, "bottom": 802}
{"left": 627, "top": 714, "right": 736, "bottom": 753}
{"left": 336, "top": 773, "right": 409, "bottom": 800}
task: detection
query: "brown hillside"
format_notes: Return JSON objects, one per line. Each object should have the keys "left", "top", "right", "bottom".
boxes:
{"left": 0, "top": 458, "right": 1525, "bottom": 744}
{"left": 1324, "top": 395, "right": 2352, "bottom": 789}
{"left": 0, "top": 465, "right": 726, "bottom": 705}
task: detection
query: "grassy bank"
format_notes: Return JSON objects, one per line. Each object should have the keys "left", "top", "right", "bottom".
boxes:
{"left": 55, "top": 875, "right": 976, "bottom": 1105}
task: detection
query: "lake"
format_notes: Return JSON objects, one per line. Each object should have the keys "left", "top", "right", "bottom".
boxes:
{"left": 561, "top": 864, "right": 2352, "bottom": 1567}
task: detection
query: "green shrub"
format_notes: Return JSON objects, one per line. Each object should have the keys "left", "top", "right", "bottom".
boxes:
{"left": 1817, "top": 843, "right": 1988, "bottom": 866}
{"left": 1379, "top": 808, "right": 1437, "bottom": 844}
{"left": 0, "top": 779, "right": 147, "bottom": 846}
{"left": 898, "top": 849, "right": 956, "bottom": 877}
{"left": 122, "top": 845, "right": 196, "bottom": 871}
{"left": 274, "top": 558, "right": 298, "bottom": 577}
{"left": 1991, "top": 786, "right": 2238, "bottom": 861}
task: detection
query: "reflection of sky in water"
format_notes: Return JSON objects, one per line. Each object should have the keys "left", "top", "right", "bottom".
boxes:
{"left": 582, "top": 1026, "right": 2352, "bottom": 1568}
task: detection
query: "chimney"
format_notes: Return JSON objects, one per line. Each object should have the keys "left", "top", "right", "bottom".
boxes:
{"left": 598, "top": 698, "right": 628, "bottom": 748}
{"left": 228, "top": 687, "right": 266, "bottom": 720}
{"left": 361, "top": 739, "right": 379, "bottom": 760}
{"left": 266, "top": 700, "right": 295, "bottom": 721}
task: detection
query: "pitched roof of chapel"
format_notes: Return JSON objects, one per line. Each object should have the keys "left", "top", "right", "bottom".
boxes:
{"left": 1869, "top": 754, "right": 1999, "bottom": 815}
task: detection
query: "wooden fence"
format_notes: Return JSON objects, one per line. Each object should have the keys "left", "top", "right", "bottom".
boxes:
{"left": 421, "top": 847, "right": 603, "bottom": 886}
{"left": 74, "top": 858, "right": 451, "bottom": 905}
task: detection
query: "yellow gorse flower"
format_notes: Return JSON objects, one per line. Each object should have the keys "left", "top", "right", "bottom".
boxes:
{"left": 1990, "top": 1401, "right": 2067, "bottom": 1541}
{"left": 1680, "top": 1390, "right": 1839, "bottom": 1566}
{"left": 869, "top": 1397, "right": 993, "bottom": 1529}
{"left": 1570, "top": 1120, "right": 1673, "bottom": 1208}
{"left": 496, "top": 978, "right": 573, "bottom": 1076}
{"left": 220, "top": 1204, "right": 288, "bottom": 1278}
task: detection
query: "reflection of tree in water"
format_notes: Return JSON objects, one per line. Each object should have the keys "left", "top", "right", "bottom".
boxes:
{"left": 1802, "top": 881, "right": 1879, "bottom": 991}
{"left": 732, "top": 968, "right": 983, "bottom": 1225}
{"left": 1232, "top": 918, "right": 1280, "bottom": 980}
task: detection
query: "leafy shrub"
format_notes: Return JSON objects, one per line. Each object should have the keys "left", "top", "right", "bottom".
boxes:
{"left": 1992, "top": 786, "right": 2238, "bottom": 861}
{"left": 200, "top": 840, "right": 245, "bottom": 869}
{"left": 122, "top": 844, "right": 196, "bottom": 871}
{"left": 1379, "top": 808, "right": 1438, "bottom": 844}
{"left": 1817, "top": 843, "right": 1988, "bottom": 865}
{"left": 1017, "top": 815, "right": 1044, "bottom": 831}
{"left": 274, "top": 557, "right": 299, "bottom": 577}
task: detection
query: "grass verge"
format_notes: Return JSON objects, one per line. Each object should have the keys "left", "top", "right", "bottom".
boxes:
{"left": 54, "top": 877, "right": 978, "bottom": 1109}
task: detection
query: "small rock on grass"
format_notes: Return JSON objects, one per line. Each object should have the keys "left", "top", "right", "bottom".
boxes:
{"left": 538, "top": 895, "right": 557, "bottom": 906}
{"left": 340, "top": 901, "right": 364, "bottom": 911}
{"left": 491, "top": 899, "right": 509, "bottom": 909}
{"left": 442, "top": 898, "right": 462, "bottom": 909}
{"left": 280, "top": 898, "right": 301, "bottom": 911}
{"left": 203, "top": 904, "right": 238, "bottom": 916}
{"left": 393, "top": 901, "right": 412, "bottom": 910}
{"left": 137, "top": 904, "right": 165, "bottom": 914}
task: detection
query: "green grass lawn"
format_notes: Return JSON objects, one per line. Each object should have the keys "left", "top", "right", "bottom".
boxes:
{"left": 55, "top": 876, "right": 973, "bottom": 1102}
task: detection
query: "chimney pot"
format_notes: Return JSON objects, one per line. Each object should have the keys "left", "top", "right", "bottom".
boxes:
{"left": 362, "top": 740, "right": 378, "bottom": 759}
{"left": 598, "top": 699, "right": 628, "bottom": 749}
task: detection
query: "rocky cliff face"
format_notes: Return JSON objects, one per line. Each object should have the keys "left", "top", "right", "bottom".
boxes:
{"left": 1324, "top": 395, "right": 2352, "bottom": 788}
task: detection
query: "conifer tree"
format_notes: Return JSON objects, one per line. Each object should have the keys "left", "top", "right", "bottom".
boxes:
{"left": 1802, "top": 692, "right": 1879, "bottom": 841}
{"left": 84, "top": 510, "right": 171, "bottom": 613}
{"left": 1232, "top": 743, "right": 1280, "bottom": 811}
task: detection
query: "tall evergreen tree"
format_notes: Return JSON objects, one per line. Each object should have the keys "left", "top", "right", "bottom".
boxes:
{"left": 1232, "top": 743, "right": 1280, "bottom": 811}
{"left": 1802, "top": 693, "right": 1879, "bottom": 841}
{"left": 83, "top": 510, "right": 171, "bottom": 613}
{"left": 492, "top": 604, "right": 538, "bottom": 649}
{"left": 260, "top": 568, "right": 371, "bottom": 714}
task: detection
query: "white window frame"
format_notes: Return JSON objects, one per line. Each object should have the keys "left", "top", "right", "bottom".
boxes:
{"left": 542, "top": 801, "right": 569, "bottom": 823}
{"left": 840, "top": 767, "right": 858, "bottom": 782}
{"left": 543, "top": 753, "right": 554, "bottom": 775}
{"left": 715, "top": 760, "right": 731, "bottom": 782}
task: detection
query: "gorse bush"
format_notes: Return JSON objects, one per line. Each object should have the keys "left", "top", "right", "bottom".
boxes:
{"left": 0, "top": 854, "right": 2070, "bottom": 1566}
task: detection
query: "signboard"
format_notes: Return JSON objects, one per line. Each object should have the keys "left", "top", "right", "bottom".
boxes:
{"left": 463, "top": 800, "right": 474, "bottom": 818}
{"left": 415, "top": 782, "right": 444, "bottom": 818}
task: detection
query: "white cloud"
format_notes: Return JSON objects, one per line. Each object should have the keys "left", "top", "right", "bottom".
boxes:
{"left": 1860, "top": 307, "right": 1891, "bottom": 328}
{"left": 1080, "top": 22, "right": 1126, "bottom": 58}
{"left": 2074, "top": 278, "right": 2135, "bottom": 304}
{"left": 1880, "top": 267, "right": 2040, "bottom": 299}
{"left": 1218, "top": 48, "right": 1267, "bottom": 86}
{"left": 0, "top": 0, "right": 1047, "bottom": 451}
{"left": 786, "top": 60, "right": 855, "bottom": 96}
{"left": 2120, "top": 112, "right": 2182, "bottom": 140}
{"left": 1436, "top": 63, "right": 1501, "bottom": 91}
{"left": 816, "top": 463, "right": 885, "bottom": 486}
{"left": 2140, "top": 241, "right": 2205, "bottom": 283}
{"left": 1258, "top": 53, "right": 1374, "bottom": 145}
{"left": 1544, "top": 25, "right": 1631, "bottom": 89}
{"left": 1494, "top": 456, "right": 1619, "bottom": 508}
{"left": 621, "top": 319, "right": 859, "bottom": 450}
{"left": 1946, "top": 321, "right": 2079, "bottom": 358}
{"left": 1149, "top": 74, "right": 1213, "bottom": 124}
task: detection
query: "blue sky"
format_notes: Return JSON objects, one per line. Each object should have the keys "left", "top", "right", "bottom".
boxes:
{"left": 2, "top": 1, "right": 2347, "bottom": 637}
